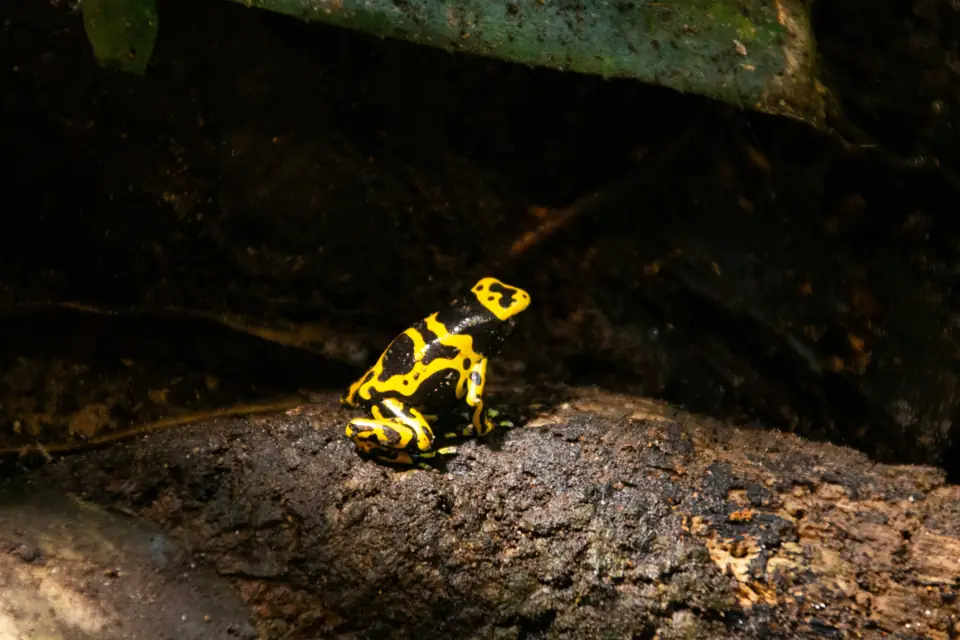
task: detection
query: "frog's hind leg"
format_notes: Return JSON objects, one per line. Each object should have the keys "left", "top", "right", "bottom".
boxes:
{"left": 345, "top": 398, "right": 455, "bottom": 466}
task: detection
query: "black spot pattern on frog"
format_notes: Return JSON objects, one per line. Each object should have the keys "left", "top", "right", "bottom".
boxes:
{"left": 438, "top": 307, "right": 495, "bottom": 334}
{"left": 377, "top": 427, "right": 402, "bottom": 447}
{"left": 409, "top": 369, "right": 461, "bottom": 408}
{"left": 488, "top": 281, "right": 518, "bottom": 309}
{"left": 421, "top": 342, "right": 462, "bottom": 367}
{"left": 417, "top": 322, "right": 441, "bottom": 349}
{"left": 378, "top": 332, "right": 416, "bottom": 380}
{"left": 406, "top": 317, "right": 471, "bottom": 367}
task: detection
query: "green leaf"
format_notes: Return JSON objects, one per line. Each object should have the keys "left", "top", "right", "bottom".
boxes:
{"left": 81, "top": 0, "right": 159, "bottom": 76}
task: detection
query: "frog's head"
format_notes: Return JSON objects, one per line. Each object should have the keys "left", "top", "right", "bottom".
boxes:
{"left": 471, "top": 277, "right": 531, "bottom": 322}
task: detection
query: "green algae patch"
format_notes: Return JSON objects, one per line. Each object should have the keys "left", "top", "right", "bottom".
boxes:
{"left": 76, "top": 0, "right": 824, "bottom": 124}
{"left": 229, "top": 0, "right": 824, "bottom": 126}
{"left": 81, "top": 0, "right": 159, "bottom": 75}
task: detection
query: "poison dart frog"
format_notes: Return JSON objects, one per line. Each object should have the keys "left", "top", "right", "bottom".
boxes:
{"left": 340, "top": 277, "right": 531, "bottom": 466}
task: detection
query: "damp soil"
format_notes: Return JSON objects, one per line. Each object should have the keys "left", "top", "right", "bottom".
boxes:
{"left": 9, "top": 389, "right": 960, "bottom": 639}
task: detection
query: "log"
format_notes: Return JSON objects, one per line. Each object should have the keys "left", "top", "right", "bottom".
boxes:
{"left": 0, "top": 485, "right": 256, "bottom": 638}
{"left": 13, "top": 388, "right": 958, "bottom": 638}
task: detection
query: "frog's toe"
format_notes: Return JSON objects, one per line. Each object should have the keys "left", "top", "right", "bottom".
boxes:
{"left": 442, "top": 427, "right": 474, "bottom": 439}
{"left": 410, "top": 446, "right": 457, "bottom": 461}
{"left": 411, "top": 447, "right": 457, "bottom": 469}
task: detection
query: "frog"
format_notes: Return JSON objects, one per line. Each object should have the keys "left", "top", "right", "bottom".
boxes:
{"left": 340, "top": 277, "right": 531, "bottom": 466}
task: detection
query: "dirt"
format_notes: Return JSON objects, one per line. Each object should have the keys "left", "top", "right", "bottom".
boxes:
{"left": 4, "top": 388, "right": 954, "bottom": 638}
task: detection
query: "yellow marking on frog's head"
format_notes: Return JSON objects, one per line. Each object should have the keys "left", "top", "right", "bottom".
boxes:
{"left": 471, "top": 277, "right": 531, "bottom": 321}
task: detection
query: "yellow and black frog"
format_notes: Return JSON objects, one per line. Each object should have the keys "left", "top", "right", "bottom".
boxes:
{"left": 340, "top": 277, "right": 531, "bottom": 466}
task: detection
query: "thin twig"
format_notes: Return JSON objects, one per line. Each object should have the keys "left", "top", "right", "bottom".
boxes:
{"left": 501, "top": 113, "right": 710, "bottom": 263}
{"left": 0, "top": 396, "right": 307, "bottom": 457}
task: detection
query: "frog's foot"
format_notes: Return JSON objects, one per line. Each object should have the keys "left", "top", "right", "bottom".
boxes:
{"left": 452, "top": 407, "right": 515, "bottom": 439}
{"left": 345, "top": 398, "right": 453, "bottom": 466}
{"left": 352, "top": 440, "right": 458, "bottom": 468}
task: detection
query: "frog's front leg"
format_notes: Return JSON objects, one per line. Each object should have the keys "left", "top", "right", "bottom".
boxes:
{"left": 345, "top": 398, "right": 453, "bottom": 466}
{"left": 464, "top": 358, "right": 497, "bottom": 437}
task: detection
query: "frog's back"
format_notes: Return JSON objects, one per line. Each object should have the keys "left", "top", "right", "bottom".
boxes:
{"left": 342, "top": 307, "right": 492, "bottom": 411}
{"left": 371, "top": 314, "right": 468, "bottom": 410}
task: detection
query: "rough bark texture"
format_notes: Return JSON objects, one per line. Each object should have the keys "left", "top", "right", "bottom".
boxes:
{"left": 9, "top": 388, "right": 958, "bottom": 639}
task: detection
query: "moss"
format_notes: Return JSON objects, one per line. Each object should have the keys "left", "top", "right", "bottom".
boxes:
{"left": 227, "top": 0, "right": 820, "bottom": 122}
{"left": 81, "top": 0, "right": 158, "bottom": 75}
